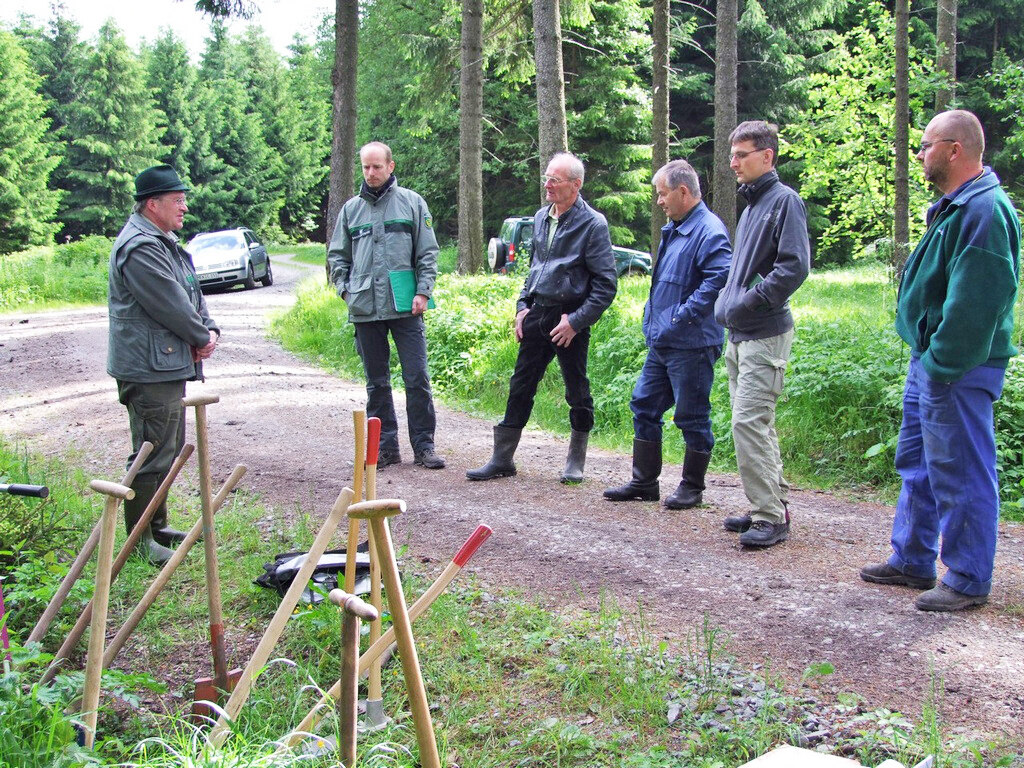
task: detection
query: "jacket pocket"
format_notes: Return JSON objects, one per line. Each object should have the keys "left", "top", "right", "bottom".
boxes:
{"left": 149, "top": 329, "right": 192, "bottom": 372}
{"left": 346, "top": 274, "right": 375, "bottom": 317}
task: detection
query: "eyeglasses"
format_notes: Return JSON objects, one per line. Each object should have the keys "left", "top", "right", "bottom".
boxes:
{"left": 541, "top": 175, "right": 569, "bottom": 185}
{"left": 729, "top": 148, "right": 768, "bottom": 162}
{"left": 917, "top": 138, "right": 957, "bottom": 153}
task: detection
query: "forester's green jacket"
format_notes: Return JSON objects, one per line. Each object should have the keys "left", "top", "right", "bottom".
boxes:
{"left": 896, "top": 167, "right": 1021, "bottom": 383}
{"left": 107, "top": 213, "right": 219, "bottom": 383}
{"left": 327, "top": 177, "right": 439, "bottom": 323}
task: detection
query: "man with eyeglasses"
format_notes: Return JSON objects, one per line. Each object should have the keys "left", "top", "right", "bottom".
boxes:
{"left": 107, "top": 165, "right": 220, "bottom": 565}
{"left": 468, "top": 152, "right": 617, "bottom": 483}
{"left": 861, "top": 110, "right": 1021, "bottom": 612}
{"left": 713, "top": 121, "right": 810, "bottom": 548}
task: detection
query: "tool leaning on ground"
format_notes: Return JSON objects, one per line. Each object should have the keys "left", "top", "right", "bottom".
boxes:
{"left": 39, "top": 444, "right": 195, "bottom": 686}
{"left": 361, "top": 417, "right": 390, "bottom": 730}
{"left": 282, "top": 522, "right": 492, "bottom": 749}
{"left": 208, "top": 486, "right": 356, "bottom": 746}
{"left": 348, "top": 497, "right": 441, "bottom": 768}
{"left": 328, "top": 589, "right": 379, "bottom": 768}
{"left": 27, "top": 443, "right": 152, "bottom": 647}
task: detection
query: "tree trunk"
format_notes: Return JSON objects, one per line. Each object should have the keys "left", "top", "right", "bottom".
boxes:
{"left": 712, "top": 0, "right": 738, "bottom": 237}
{"left": 328, "top": 0, "right": 358, "bottom": 243}
{"left": 650, "top": 0, "right": 670, "bottom": 263}
{"left": 893, "top": 0, "right": 911, "bottom": 274}
{"left": 935, "top": 0, "right": 957, "bottom": 111}
{"left": 458, "top": 0, "right": 485, "bottom": 273}
{"left": 533, "top": 0, "right": 568, "bottom": 202}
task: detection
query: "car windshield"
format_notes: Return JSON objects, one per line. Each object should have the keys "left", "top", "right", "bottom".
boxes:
{"left": 190, "top": 233, "right": 244, "bottom": 253}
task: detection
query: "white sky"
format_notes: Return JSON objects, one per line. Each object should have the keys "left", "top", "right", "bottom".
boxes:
{"left": 1, "top": 0, "right": 335, "bottom": 60}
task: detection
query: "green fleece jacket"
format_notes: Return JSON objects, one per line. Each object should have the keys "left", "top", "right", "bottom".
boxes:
{"left": 896, "top": 167, "right": 1021, "bottom": 383}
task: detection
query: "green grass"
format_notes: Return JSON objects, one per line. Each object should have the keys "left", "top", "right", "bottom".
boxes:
{"left": 1, "top": 439, "right": 1020, "bottom": 765}
{"left": 269, "top": 242, "right": 459, "bottom": 275}
{"left": 0, "top": 237, "right": 112, "bottom": 312}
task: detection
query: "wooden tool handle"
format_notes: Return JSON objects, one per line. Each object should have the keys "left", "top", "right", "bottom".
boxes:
{"left": 182, "top": 392, "right": 220, "bottom": 407}
{"left": 329, "top": 589, "right": 380, "bottom": 621}
{"left": 366, "top": 417, "right": 381, "bottom": 466}
{"left": 121, "top": 441, "right": 154, "bottom": 488}
{"left": 88, "top": 480, "right": 134, "bottom": 499}
{"left": 347, "top": 498, "right": 406, "bottom": 519}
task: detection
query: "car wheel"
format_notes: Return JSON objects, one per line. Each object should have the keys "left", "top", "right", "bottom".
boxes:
{"left": 260, "top": 258, "right": 274, "bottom": 287}
{"left": 487, "top": 238, "right": 508, "bottom": 272}
{"left": 243, "top": 262, "right": 257, "bottom": 290}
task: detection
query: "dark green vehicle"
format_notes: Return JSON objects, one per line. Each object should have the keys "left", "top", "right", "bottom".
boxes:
{"left": 487, "top": 216, "right": 652, "bottom": 276}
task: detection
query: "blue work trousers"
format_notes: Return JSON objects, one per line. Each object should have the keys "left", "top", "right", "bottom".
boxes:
{"left": 353, "top": 315, "right": 437, "bottom": 455}
{"left": 630, "top": 345, "right": 721, "bottom": 452}
{"left": 888, "top": 357, "right": 1005, "bottom": 596}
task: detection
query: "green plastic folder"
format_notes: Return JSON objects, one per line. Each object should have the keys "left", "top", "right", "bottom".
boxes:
{"left": 389, "top": 270, "right": 436, "bottom": 312}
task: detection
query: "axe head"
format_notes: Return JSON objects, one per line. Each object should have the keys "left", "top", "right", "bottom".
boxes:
{"left": 190, "top": 668, "right": 243, "bottom": 724}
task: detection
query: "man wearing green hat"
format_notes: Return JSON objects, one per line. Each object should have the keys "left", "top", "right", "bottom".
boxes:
{"left": 107, "top": 165, "right": 220, "bottom": 565}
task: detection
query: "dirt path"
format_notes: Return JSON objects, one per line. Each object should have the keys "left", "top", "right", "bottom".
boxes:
{"left": 2, "top": 255, "right": 1023, "bottom": 745}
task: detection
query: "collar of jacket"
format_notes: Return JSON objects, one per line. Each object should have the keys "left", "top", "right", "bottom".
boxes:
{"left": 737, "top": 169, "right": 779, "bottom": 204}
{"left": 661, "top": 200, "right": 707, "bottom": 237}
{"left": 360, "top": 174, "right": 397, "bottom": 203}
{"left": 129, "top": 212, "right": 180, "bottom": 247}
{"left": 548, "top": 194, "right": 586, "bottom": 222}
{"left": 928, "top": 166, "right": 999, "bottom": 222}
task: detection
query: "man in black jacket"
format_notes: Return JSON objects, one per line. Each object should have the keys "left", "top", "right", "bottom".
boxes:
{"left": 713, "top": 121, "right": 810, "bottom": 548}
{"left": 468, "top": 152, "right": 617, "bottom": 483}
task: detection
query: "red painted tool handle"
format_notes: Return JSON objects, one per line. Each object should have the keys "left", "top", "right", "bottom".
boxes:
{"left": 452, "top": 524, "right": 493, "bottom": 567}
{"left": 366, "top": 417, "right": 381, "bottom": 466}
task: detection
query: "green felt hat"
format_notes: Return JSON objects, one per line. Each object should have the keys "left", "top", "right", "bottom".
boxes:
{"left": 134, "top": 165, "right": 189, "bottom": 200}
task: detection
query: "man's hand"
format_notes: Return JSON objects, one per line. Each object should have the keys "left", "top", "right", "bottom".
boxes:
{"left": 514, "top": 308, "right": 530, "bottom": 342}
{"left": 550, "top": 314, "right": 577, "bottom": 347}
{"left": 195, "top": 330, "right": 218, "bottom": 360}
{"left": 412, "top": 294, "right": 428, "bottom": 315}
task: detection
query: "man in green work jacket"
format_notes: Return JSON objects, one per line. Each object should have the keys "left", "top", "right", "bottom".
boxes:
{"left": 861, "top": 110, "right": 1021, "bottom": 612}
{"left": 107, "top": 165, "right": 220, "bottom": 566}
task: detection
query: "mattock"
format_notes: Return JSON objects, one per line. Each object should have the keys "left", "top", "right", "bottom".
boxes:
{"left": 348, "top": 498, "right": 441, "bottom": 768}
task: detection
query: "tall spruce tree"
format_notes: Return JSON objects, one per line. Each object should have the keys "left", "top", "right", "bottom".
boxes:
{"left": 285, "top": 36, "right": 331, "bottom": 241}
{"left": 60, "top": 21, "right": 163, "bottom": 237}
{"left": 144, "top": 31, "right": 198, "bottom": 177}
{"left": 0, "top": 30, "right": 61, "bottom": 252}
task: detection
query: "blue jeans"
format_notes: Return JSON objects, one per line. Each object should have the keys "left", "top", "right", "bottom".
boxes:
{"left": 888, "top": 357, "right": 1005, "bottom": 596}
{"left": 630, "top": 345, "right": 721, "bottom": 452}
{"left": 353, "top": 316, "right": 437, "bottom": 455}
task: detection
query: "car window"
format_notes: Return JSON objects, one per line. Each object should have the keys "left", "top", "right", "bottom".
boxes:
{"left": 190, "top": 233, "right": 244, "bottom": 253}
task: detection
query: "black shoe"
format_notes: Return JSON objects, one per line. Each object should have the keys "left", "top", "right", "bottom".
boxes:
{"left": 377, "top": 450, "right": 401, "bottom": 469}
{"left": 152, "top": 526, "right": 189, "bottom": 547}
{"left": 723, "top": 513, "right": 752, "bottom": 533}
{"left": 739, "top": 520, "right": 789, "bottom": 548}
{"left": 859, "top": 562, "right": 936, "bottom": 590}
{"left": 915, "top": 583, "right": 988, "bottom": 612}
{"left": 414, "top": 449, "right": 446, "bottom": 469}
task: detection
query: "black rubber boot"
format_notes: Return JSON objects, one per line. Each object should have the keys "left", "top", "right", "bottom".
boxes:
{"left": 603, "top": 439, "right": 661, "bottom": 501}
{"left": 124, "top": 484, "right": 174, "bottom": 566}
{"left": 466, "top": 426, "right": 522, "bottom": 481}
{"left": 663, "top": 448, "right": 711, "bottom": 509}
{"left": 560, "top": 430, "right": 589, "bottom": 484}
{"left": 135, "top": 477, "right": 188, "bottom": 547}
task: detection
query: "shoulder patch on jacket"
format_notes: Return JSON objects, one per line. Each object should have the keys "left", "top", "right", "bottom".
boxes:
{"left": 424, "top": 213, "right": 433, "bottom": 229}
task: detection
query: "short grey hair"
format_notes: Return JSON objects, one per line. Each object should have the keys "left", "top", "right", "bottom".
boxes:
{"left": 132, "top": 199, "right": 147, "bottom": 214}
{"left": 360, "top": 141, "right": 393, "bottom": 163}
{"left": 934, "top": 110, "right": 985, "bottom": 159}
{"left": 653, "top": 159, "right": 701, "bottom": 198}
{"left": 549, "top": 152, "right": 585, "bottom": 184}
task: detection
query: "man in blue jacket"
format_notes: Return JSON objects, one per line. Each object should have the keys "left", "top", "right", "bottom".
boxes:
{"left": 604, "top": 160, "right": 731, "bottom": 507}
{"left": 714, "top": 121, "right": 810, "bottom": 548}
{"left": 468, "top": 152, "right": 617, "bottom": 483}
{"left": 861, "top": 110, "right": 1021, "bottom": 611}
{"left": 108, "top": 165, "right": 220, "bottom": 565}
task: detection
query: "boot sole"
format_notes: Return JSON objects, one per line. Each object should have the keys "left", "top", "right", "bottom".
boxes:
{"left": 603, "top": 493, "right": 659, "bottom": 501}
{"left": 739, "top": 526, "right": 789, "bottom": 548}
{"left": 663, "top": 497, "right": 701, "bottom": 510}
{"left": 466, "top": 469, "right": 516, "bottom": 481}
{"left": 860, "top": 571, "right": 936, "bottom": 590}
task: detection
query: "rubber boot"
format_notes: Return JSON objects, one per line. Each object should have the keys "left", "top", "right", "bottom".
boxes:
{"left": 124, "top": 487, "right": 174, "bottom": 567}
{"left": 133, "top": 477, "right": 188, "bottom": 547}
{"left": 663, "top": 448, "right": 711, "bottom": 509}
{"left": 466, "top": 426, "right": 522, "bottom": 481}
{"left": 560, "top": 430, "right": 589, "bottom": 484}
{"left": 603, "top": 439, "right": 662, "bottom": 501}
